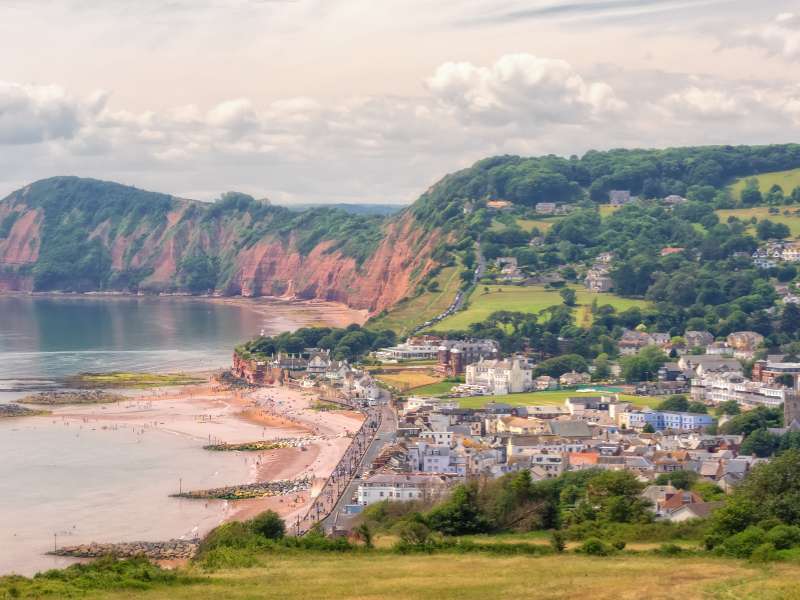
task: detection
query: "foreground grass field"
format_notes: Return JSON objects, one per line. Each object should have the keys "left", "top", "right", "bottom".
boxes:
{"left": 56, "top": 553, "right": 800, "bottom": 600}
{"left": 367, "top": 264, "right": 462, "bottom": 336}
{"left": 433, "top": 285, "right": 648, "bottom": 331}
{"left": 456, "top": 389, "right": 658, "bottom": 409}
{"left": 729, "top": 167, "right": 800, "bottom": 198}
{"left": 716, "top": 206, "right": 800, "bottom": 238}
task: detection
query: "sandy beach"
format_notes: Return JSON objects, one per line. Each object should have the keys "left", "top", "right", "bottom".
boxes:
{"left": 41, "top": 380, "right": 365, "bottom": 531}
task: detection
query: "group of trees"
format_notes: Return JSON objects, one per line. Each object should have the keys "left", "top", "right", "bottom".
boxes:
{"left": 238, "top": 324, "right": 396, "bottom": 363}
{"left": 362, "top": 469, "right": 652, "bottom": 543}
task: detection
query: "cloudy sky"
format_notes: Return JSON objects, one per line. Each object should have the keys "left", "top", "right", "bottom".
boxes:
{"left": 2, "top": 0, "right": 800, "bottom": 204}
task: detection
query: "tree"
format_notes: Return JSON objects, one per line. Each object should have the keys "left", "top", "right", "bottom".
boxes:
{"left": 740, "top": 429, "right": 779, "bottom": 458}
{"left": 642, "top": 423, "right": 656, "bottom": 433}
{"left": 655, "top": 470, "right": 697, "bottom": 490}
{"left": 426, "top": 484, "right": 491, "bottom": 535}
{"left": 716, "top": 400, "right": 741, "bottom": 416}
{"left": 560, "top": 288, "right": 577, "bottom": 307}
{"left": 620, "top": 346, "right": 667, "bottom": 382}
{"left": 657, "top": 394, "right": 689, "bottom": 412}
{"left": 250, "top": 510, "right": 286, "bottom": 540}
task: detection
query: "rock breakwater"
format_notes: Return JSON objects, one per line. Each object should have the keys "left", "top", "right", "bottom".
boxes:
{"left": 172, "top": 477, "right": 312, "bottom": 500}
{"left": 49, "top": 539, "right": 199, "bottom": 560}
{"left": 203, "top": 436, "right": 319, "bottom": 451}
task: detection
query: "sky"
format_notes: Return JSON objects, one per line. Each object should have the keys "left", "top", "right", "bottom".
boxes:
{"left": 2, "top": 0, "right": 800, "bottom": 204}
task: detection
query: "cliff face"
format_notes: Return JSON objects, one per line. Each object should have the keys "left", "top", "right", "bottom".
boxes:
{"left": 0, "top": 178, "right": 444, "bottom": 315}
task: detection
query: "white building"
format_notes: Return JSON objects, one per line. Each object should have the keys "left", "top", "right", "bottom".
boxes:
{"left": 465, "top": 357, "right": 533, "bottom": 395}
{"left": 355, "top": 473, "right": 453, "bottom": 506}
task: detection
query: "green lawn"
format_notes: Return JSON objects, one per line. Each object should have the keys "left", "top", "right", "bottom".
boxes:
{"left": 432, "top": 285, "right": 648, "bottom": 331}
{"left": 730, "top": 168, "right": 800, "bottom": 197}
{"left": 410, "top": 381, "right": 458, "bottom": 396}
{"left": 456, "top": 389, "right": 658, "bottom": 409}
{"left": 716, "top": 206, "right": 800, "bottom": 238}
{"left": 515, "top": 217, "right": 563, "bottom": 233}
{"left": 367, "top": 263, "right": 462, "bottom": 336}
{"left": 598, "top": 204, "right": 621, "bottom": 217}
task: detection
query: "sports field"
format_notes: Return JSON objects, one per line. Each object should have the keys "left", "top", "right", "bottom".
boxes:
{"left": 432, "top": 285, "right": 648, "bottom": 331}
{"left": 456, "top": 389, "right": 658, "bottom": 409}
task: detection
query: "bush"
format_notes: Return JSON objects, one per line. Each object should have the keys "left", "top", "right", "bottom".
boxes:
{"left": 766, "top": 524, "right": 800, "bottom": 550}
{"left": 750, "top": 543, "right": 778, "bottom": 563}
{"left": 611, "top": 540, "right": 626, "bottom": 551}
{"left": 717, "top": 526, "right": 766, "bottom": 559}
{"left": 250, "top": 510, "right": 286, "bottom": 540}
{"left": 656, "top": 543, "right": 684, "bottom": 556}
{"left": 197, "top": 547, "right": 262, "bottom": 572}
{"left": 550, "top": 531, "right": 566, "bottom": 553}
{"left": 579, "top": 538, "right": 610, "bottom": 556}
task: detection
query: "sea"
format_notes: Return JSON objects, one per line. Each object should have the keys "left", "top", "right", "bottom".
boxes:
{"left": 0, "top": 294, "right": 342, "bottom": 575}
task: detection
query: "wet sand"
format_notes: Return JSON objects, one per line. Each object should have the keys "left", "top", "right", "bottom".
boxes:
{"left": 38, "top": 381, "right": 364, "bottom": 530}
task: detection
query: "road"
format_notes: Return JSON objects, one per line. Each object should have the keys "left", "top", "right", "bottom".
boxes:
{"left": 321, "top": 390, "right": 397, "bottom": 533}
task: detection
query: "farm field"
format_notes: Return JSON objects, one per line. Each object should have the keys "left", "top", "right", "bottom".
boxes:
{"left": 729, "top": 167, "right": 800, "bottom": 197}
{"left": 432, "top": 285, "right": 648, "bottom": 331}
{"left": 598, "top": 204, "right": 621, "bottom": 217}
{"left": 62, "top": 552, "right": 800, "bottom": 600}
{"left": 715, "top": 206, "right": 800, "bottom": 238}
{"left": 367, "top": 263, "right": 461, "bottom": 336}
{"left": 456, "top": 389, "right": 658, "bottom": 409}
{"left": 515, "top": 217, "right": 563, "bottom": 232}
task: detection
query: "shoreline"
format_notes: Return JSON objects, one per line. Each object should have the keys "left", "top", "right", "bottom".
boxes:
{"left": 0, "top": 291, "right": 369, "bottom": 328}
{"left": 4, "top": 379, "right": 364, "bottom": 573}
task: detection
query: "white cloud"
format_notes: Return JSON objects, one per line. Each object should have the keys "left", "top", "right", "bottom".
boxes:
{"left": 2, "top": 53, "right": 800, "bottom": 204}
{"left": 427, "top": 54, "right": 626, "bottom": 127}
{"left": 735, "top": 12, "right": 800, "bottom": 59}
{"left": 0, "top": 82, "right": 86, "bottom": 145}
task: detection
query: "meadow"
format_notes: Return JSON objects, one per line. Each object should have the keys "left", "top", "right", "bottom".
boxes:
{"left": 432, "top": 285, "right": 648, "bottom": 331}
{"left": 20, "top": 553, "right": 800, "bottom": 600}
{"left": 729, "top": 167, "right": 800, "bottom": 197}
{"left": 455, "top": 389, "right": 658, "bottom": 409}
{"left": 715, "top": 206, "right": 800, "bottom": 238}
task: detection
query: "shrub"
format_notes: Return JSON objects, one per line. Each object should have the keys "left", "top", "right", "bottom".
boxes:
{"left": 550, "top": 531, "right": 566, "bottom": 553}
{"left": 250, "top": 510, "right": 286, "bottom": 540}
{"left": 750, "top": 543, "right": 778, "bottom": 563}
{"left": 717, "top": 526, "right": 766, "bottom": 559}
{"left": 197, "top": 547, "right": 262, "bottom": 572}
{"left": 765, "top": 524, "right": 800, "bottom": 550}
{"left": 612, "top": 540, "right": 626, "bottom": 551}
{"left": 579, "top": 538, "right": 609, "bottom": 556}
{"left": 656, "top": 543, "right": 684, "bottom": 556}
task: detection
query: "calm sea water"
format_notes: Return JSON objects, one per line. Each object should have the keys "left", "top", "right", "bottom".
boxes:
{"left": 0, "top": 295, "right": 331, "bottom": 575}
{"left": 0, "top": 295, "right": 271, "bottom": 401}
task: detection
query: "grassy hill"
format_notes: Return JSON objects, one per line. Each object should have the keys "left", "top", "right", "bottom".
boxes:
{"left": 10, "top": 552, "right": 800, "bottom": 599}
{"left": 716, "top": 206, "right": 800, "bottom": 238}
{"left": 730, "top": 167, "right": 800, "bottom": 197}
{"left": 432, "top": 285, "right": 648, "bottom": 331}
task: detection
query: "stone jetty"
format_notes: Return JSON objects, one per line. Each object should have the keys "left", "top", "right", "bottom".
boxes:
{"left": 203, "top": 436, "right": 319, "bottom": 452}
{"left": 49, "top": 539, "right": 199, "bottom": 560}
{"left": 172, "top": 477, "right": 312, "bottom": 500}
{"left": 19, "top": 390, "right": 125, "bottom": 405}
{"left": 0, "top": 403, "right": 48, "bottom": 418}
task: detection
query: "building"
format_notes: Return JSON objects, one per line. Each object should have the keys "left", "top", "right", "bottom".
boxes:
{"left": 559, "top": 371, "right": 591, "bottom": 386}
{"left": 465, "top": 357, "right": 533, "bottom": 395}
{"left": 608, "top": 190, "right": 633, "bottom": 206}
{"left": 535, "top": 202, "right": 557, "bottom": 214}
{"left": 584, "top": 268, "right": 614, "bottom": 292}
{"left": 660, "top": 247, "right": 685, "bottom": 257}
{"left": 663, "top": 194, "right": 687, "bottom": 206}
{"left": 486, "top": 199, "right": 513, "bottom": 210}
{"left": 618, "top": 329, "right": 669, "bottom": 355}
{"left": 726, "top": 331, "right": 765, "bottom": 357}
{"left": 437, "top": 339, "right": 499, "bottom": 376}
{"left": 355, "top": 473, "right": 453, "bottom": 506}
{"left": 620, "top": 410, "right": 715, "bottom": 432}
{"left": 684, "top": 331, "right": 714, "bottom": 349}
